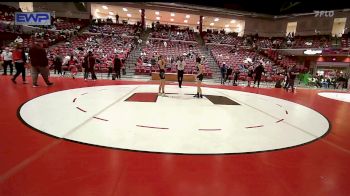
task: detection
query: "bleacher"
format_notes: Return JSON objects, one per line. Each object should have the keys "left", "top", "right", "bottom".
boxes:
{"left": 203, "top": 32, "right": 242, "bottom": 45}
{"left": 53, "top": 17, "right": 89, "bottom": 31}
{"left": 48, "top": 34, "right": 134, "bottom": 73}
{"left": 135, "top": 41, "right": 212, "bottom": 78}
{"left": 88, "top": 24, "right": 141, "bottom": 37}
{"left": 0, "top": 4, "right": 20, "bottom": 22}
{"left": 149, "top": 23, "right": 196, "bottom": 41}
{"left": 341, "top": 34, "right": 350, "bottom": 48}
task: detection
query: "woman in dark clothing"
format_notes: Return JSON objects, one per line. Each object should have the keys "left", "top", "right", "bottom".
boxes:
{"left": 253, "top": 63, "right": 265, "bottom": 88}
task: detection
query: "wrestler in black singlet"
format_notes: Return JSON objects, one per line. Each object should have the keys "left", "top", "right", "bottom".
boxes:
{"left": 197, "top": 65, "right": 203, "bottom": 81}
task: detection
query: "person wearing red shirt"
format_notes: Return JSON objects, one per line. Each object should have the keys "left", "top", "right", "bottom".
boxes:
{"left": 68, "top": 55, "right": 79, "bottom": 79}
{"left": 11, "top": 44, "right": 27, "bottom": 84}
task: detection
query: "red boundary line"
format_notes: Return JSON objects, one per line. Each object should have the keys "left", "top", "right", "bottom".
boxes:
{"left": 76, "top": 107, "right": 87, "bottom": 112}
{"left": 198, "top": 129, "right": 221, "bottom": 131}
{"left": 73, "top": 98, "right": 77, "bottom": 103}
{"left": 245, "top": 125, "right": 264, "bottom": 129}
{"left": 136, "top": 125, "right": 169, "bottom": 130}
{"left": 275, "top": 119, "right": 284, "bottom": 123}
{"left": 93, "top": 117, "right": 109, "bottom": 121}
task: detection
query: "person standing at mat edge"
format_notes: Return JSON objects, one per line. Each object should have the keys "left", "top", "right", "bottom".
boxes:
{"left": 28, "top": 42, "right": 53, "bottom": 87}
{"left": 285, "top": 64, "right": 299, "bottom": 92}
{"left": 1, "top": 47, "right": 13, "bottom": 75}
{"left": 177, "top": 57, "right": 185, "bottom": 88}
{"left": 11, "top": 44, "right": 27, "bottom": 84}
{"left": 253, "top": 63, "right": 265, "bottom": 88}
{"left": 83, "top": 51, "right": 97, "bottom": 81}
{"left": 194, "top": 59, "right": 204, "bottom": 98}
{"left": 158, "top": 55, "right": 166, "bottom": 96}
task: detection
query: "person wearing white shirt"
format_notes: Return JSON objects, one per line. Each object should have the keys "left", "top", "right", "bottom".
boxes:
{"left": 177, "top": 57, "right": 185, "bottom": 88}
{"left": 62, "top": 55, "right": 71, "bottom": 66}
{"left": 1, "top": 47, "right": 13, "bottom": 75}
{"left": 14, "top": 36, "right": 23, "bottom": 44}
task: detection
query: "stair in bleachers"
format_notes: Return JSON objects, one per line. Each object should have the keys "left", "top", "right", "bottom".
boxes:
{"left": 195, "top": 33, "right": 205, "bottom": 46}
{"left": 124, "top": 28, "right": 152, "bottom": 78}
{"left": 200, "top": 46, "right": 221, "bottom": 81}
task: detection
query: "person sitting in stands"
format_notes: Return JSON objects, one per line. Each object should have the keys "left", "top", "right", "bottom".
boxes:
{"left": 14, "top": 36, "right": 23, "bottom": 44}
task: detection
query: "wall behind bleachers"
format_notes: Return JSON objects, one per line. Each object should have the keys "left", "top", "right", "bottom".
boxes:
{"left": 244, "top": 18, "right": 285, "bottom": 37}
{"left": 0, "top": 2, "right": 19, "bottom": 9}
{"left": 33, "top": 2, "right": 90, "bottom": 19}
{"left": 276, "top": 12, "right": 350, "bottom": 36}
{"left": 244, "top": 11, "right": 349, "bottom": 37}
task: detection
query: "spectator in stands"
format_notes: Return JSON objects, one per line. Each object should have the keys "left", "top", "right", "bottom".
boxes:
{"left": 1, "top": 47, "right": 13, "bottom": 75}
{"left": 28, "top": 42, "right": 53, "bottom": 87}
{"left": 14, "top": 36, "right": 23, "bottom": 44}
{"left": 114, "top": 56, "right": 122, "bottom": 80}
{"left": 220, "top": 63, "right": 227, "bottom": 85}
{"left": 150, "top": 55, "right": 157, "bottom": 67}
{"left": 287, "top": 39, "right": 292, "bottom": 47}
{"left": 177, "top": 57, "right": 185, "bottom": 88}
{"left": 253, "top": 63, "right": 265, "bottom": 88}
{"left": 11, "top": 44, "right": 27, "bottom": 84}
{"left": 285, "top": 65, "right": 299, "bottom": 92}
{"left": 97, "top": 47, "right": 103, "bottom": 53}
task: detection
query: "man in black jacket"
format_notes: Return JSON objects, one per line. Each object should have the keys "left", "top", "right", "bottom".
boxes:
{"left": 253, "top": 63, "right": 265, "bottom": 88}
{"left": 113, "top": 56, "right": 122, "bottom": 80}
{"left": 225, "top": 65, "right": 233, "bottom": 83}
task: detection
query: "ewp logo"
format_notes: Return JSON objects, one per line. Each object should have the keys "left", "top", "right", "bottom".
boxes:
{"left": 15, "top": 12, "right": 51, "bottom": 26}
